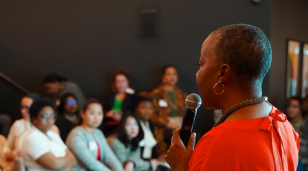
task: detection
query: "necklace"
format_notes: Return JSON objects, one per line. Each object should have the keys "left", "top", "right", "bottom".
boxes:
{"left": 64, "top": 114, "right": 76, "bottom": 121}
{"left": 214, "top": 96, "right": 268, "bottom": 127}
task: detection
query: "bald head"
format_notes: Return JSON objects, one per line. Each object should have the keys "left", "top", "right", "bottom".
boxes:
{"left": 210, "top": 24, "right": 272, "bottom": 87}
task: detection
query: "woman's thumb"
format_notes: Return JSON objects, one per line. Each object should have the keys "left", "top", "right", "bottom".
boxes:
{"left": 187, "top": 132, "right": 196, "bottom": 153}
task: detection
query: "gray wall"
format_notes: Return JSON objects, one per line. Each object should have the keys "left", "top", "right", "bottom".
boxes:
{"left": 270, "top": 0, "right": 308, "bottom": 110}
{"left": 0, "top": 0, "right": 271, "bottom": 134}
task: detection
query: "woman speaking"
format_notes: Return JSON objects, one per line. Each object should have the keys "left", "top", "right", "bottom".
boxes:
{"left": 165, "top": 24, "right": 299, "bottom": 171}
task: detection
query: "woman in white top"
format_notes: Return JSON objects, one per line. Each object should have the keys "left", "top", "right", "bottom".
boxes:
{"left": 3, "top": 94, "right": 59, "bottom": 162}
{"left": 21, "top": 98, "right": 76, "bottom": 171}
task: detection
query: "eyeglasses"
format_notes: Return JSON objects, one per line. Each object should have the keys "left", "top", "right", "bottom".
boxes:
{"left": 40, "top": 114, "right": 56, "bottom": 120}
{"left": 66, "top": 100, "right": 77, "bottom": 105}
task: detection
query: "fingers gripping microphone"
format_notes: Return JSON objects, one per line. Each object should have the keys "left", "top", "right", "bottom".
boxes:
{"left": 180, "top": 93, "right": 202, "bottom": 146}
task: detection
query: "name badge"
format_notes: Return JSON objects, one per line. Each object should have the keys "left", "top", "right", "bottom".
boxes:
{"left": 159, "top": 99, "right": 168, "bottom": 107}
{"left": 125, "top": 87, "right": 135, "bottom": 95}
{"left": 89, "top": 141, "right": 98, "bottom": 151}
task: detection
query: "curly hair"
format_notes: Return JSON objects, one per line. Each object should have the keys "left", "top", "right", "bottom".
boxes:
{"left": 57, "top": 93, "right": 79, "bottom": 115}
{"left": 29, "top": 98, "right": 56, "bottom": 120}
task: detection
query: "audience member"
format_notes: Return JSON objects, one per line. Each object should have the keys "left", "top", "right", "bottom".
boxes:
{"left": 21, "top": 98, "right": 76, "bottom": 171}
{"left": 43, "top": 73, "right": 85, "bottom": 108}
{"left": 66, "top": 99, "right": 123, "bottom": 171}
{"left": 107, "top": 112, "right": 152, "bottom": 171}
{"left": 0, "top": 114, "right": 11, "bottom": 137}
{"left": 102, "top": 69, "right": 136, "bottom": 136}
{"left": 285, "top": 96, "right": 308, "bottom": 170}
{"left": 3, "top": 94, "right": 59, "bottom": 163}
{"left": 55, "top": 93, "right": 81, "bottom": 142}
{"left": 151, "top": 65, "right": 187, "bottom": 154}
{"left": 135, "top": 91, "right": 159, "bottom": 168}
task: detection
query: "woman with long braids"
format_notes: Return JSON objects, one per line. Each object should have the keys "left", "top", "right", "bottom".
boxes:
{"left": 165, "top": 24, "right": 299, "bottom": 171}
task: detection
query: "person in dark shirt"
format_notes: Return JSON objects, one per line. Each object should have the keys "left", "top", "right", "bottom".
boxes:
{"left": 55, "top": 93, "right": 81, "bottom": 142}
{"left": 285, "top": 96, "right": 307, "bottom": 171}
{"left": 101, "top": 69, "right": 136, "bottom": 136}
{"left": 43, "top": 73, "right": 86, "bottom": 108}
{"left": 135, "top": 91, "right": 159, "bottom": 168}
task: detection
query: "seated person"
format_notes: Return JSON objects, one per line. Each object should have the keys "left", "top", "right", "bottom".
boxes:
{"left": 285, "top": 96, "right": 307, "bottom": 170}
{"left": 135, "top": 92, "right": 159, "bottom": 168}
{"left": 101, "top": 69, "right": 136, "bottom": 136}
{"left": 3, "top": 94, "right": 59, "bottom": 162}
{"left": 21, "top": 98, "right": 76, "bottom": 171}
{"left": 43, "top": 73, "right": 86, "bottom": 108}
{"left": 66, "top": 99, "right": 123, "bottom": 171}
{"left": 151, "top": 65, "right": 187, "bottom": 154}
{"left": 107, "top": 112, "right": 153, "bottom": 171}
{"left": 55, "top": 93, "right": 81, "bottom": 142}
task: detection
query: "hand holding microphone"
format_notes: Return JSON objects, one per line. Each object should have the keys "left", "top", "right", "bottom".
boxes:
{"left": 180, "top": 93, "right": 202, "bottom": 146}
{"left": 166, "top": 93, "right": 201, "bottom": 170}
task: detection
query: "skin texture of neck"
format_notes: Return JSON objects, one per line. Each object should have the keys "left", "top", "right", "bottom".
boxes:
{"left": 80, "top": 123, "right": 94, "bottom": 135}
{"left": 218, "top": 82, "right": 272, "bottom": 121}
{"left": 116, "top": 92, "right": 126, "bottom": 99}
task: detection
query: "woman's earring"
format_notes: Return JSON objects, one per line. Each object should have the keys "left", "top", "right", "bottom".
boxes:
{"left": 213, "top": 80, "right": 225, "bottom": 95}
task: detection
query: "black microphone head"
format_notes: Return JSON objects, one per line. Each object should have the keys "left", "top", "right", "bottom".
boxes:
{"left": 185, "top": 93, "right": 202, "bottom": 110}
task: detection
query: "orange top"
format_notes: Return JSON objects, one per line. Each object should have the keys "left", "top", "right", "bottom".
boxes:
{"left": 189, "top": 106, "right": 299, "bottom": 171}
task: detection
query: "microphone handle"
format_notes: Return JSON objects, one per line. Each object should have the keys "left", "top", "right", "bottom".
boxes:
{"left": 180, "top": 108, "right": 197, "bottom": 146}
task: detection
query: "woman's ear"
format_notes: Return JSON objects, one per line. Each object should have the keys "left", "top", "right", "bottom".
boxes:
{"left": 219, "top": 64, "right": 231, "bottom": 82}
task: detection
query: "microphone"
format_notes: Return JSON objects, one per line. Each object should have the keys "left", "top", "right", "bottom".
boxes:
{"left": 180, "top": 93, "right": 202, "bottom": 146}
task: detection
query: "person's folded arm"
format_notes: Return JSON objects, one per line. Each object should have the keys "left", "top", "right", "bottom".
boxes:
{"left": 24, "top": 134, "right": 76, "bottom": 170}
{"left": 36, "top": 149, "right": 76, "bottom": 170}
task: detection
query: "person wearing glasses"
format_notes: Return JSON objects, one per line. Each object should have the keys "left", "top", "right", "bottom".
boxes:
{"left": 21, "top": 98, "right": 76, "bottom": 171}
{"left": 2, "top": 94, "right": 59, "bottom": 163}
{"left": 285, "top": 96, "right": 307, "bottom": 171}
{"left": 55, "top": 93, "right": 81, "bottom": 142}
